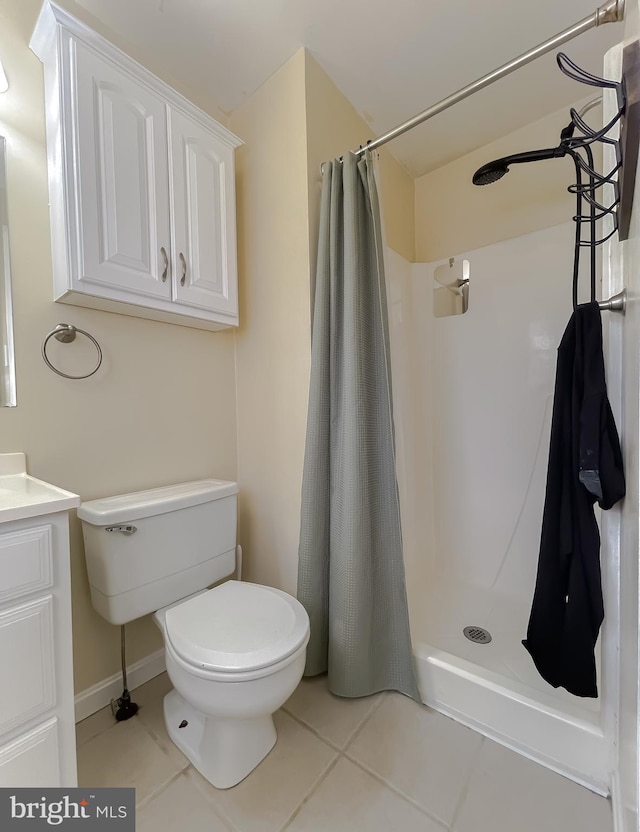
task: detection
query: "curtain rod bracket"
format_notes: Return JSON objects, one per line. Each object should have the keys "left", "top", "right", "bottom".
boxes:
{"left": 597, "top": 0, "right": 625, "bottom": 25}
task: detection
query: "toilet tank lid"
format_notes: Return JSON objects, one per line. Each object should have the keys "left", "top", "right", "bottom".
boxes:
{"left": 77, "top": 479, "right": 238, "bottom": 525}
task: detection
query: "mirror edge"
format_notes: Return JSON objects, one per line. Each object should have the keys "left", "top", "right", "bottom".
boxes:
{"left": 0, "top": 136, "right": 16, "bottom": 407}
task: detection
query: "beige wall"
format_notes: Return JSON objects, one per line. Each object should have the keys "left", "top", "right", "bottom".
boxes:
{"left": 230, "top": 50, "right": 417, "bottom": 599}
{"left": 304, "top": 52, "right": 415, "bottom": 266}
{"left": 0, "top": 0, "right": 238, "bottom": 694}
{"left": 230, "top": 50, "right": 311, "bottom": 596}
{"left": 414, "top": 102, "right": 593, "bottom": 262}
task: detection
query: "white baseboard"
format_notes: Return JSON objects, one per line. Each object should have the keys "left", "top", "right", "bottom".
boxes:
{"left": 74, "top": 649, "right": 166, "bottom": 723}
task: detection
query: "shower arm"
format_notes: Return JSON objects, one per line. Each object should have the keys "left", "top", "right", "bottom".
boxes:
{"left": 352, "top": 0, "right": 624, "bottom": 158}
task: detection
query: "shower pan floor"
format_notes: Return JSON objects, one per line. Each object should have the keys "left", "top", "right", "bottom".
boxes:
{"left": 408, "top": 573, "right": 601, "bottom": 721}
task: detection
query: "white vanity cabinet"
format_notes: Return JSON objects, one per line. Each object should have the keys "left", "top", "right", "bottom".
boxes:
{"left": 0, "top": 456, "right": 79, "bottom": 787}
{"left": 30, "top": 1, "right": 242, "bottom": 331}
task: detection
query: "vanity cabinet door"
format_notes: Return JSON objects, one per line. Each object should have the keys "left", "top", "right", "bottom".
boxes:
{"left": 0, "top": 596, "right": 55, "bottom": 736}
{"left": 0, "top": 719, "right": 61, "bottom": 787}
{"left": 169, "top": 109, "right": 238, "bottom": 316}
{"left": 72, "top": 40, "right": 172, "bottom": 301}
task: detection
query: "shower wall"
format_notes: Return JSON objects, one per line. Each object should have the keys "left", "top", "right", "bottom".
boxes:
{"left": 390, "top": 220, "right": 595, "bottom": 604}
{"left": 386, "top": 220, "right": 611, "bottom": 789}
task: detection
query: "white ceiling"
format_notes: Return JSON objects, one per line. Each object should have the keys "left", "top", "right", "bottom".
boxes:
{"left": 74, "top": 0, "right": 623, "bottom": 177}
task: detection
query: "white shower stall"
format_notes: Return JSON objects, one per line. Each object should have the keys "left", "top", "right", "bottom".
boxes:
{"left": 387, "top": 216, "right": 619, "bottom": 794}
{"left": 380, "top": 17, "right": 640, "bottom": 825}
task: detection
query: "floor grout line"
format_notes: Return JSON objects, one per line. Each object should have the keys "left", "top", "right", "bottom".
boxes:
{"left": 132, "top": 710, "right": 190, "bottom": 773}
{"left": 337, "top": 690, "right": 389, "bottom": 753}
{"left": 447, "top": 735, "right": 486, "bottom": 832}
{"left": 75, "top": 706, "right": 117, "bottom": 749}
{"left": 282, "top": 691, "right": 387, "bottom": 754}
{"left": 341, "top": 750, "right": 450, "bottom": 830}
{"left": 135, "top": 768, "right": 186, "bottom": 811}
{"left": 341, "top": 691, "right": 389, "bottom": 751}
{"left": 184, "top": 767, "right": 244, "bottom": 832}
{"left": 279, "top": 754, "right": 342, "bottom": 832}
{"left": 280, "top": 709, "right": 344, "bottom": 752}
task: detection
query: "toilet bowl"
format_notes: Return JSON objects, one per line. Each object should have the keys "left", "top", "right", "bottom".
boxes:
{"left": 154, "top": 580, "right": 310, "bottom": 788}
{"left": 77, "top": 479, "right": 310, "bottom": 789}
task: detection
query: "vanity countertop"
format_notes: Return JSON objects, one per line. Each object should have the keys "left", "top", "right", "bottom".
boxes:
{"left": 0, "top": 453, "right": 80, "bottom": 523}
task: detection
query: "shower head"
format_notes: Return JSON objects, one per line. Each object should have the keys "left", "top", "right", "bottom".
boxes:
{"left": 473, "top": 163, "right": 509, "bottom": 186}
{"left": 472, "top": 146, "right": 568, "bottom": 186}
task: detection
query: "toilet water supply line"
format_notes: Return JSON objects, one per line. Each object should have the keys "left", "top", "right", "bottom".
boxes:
{"left": 111, "top": 625, "right": 139, "bottom": 722}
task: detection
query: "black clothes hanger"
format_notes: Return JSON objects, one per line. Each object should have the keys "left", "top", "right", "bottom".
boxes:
{"left": 557, "top": 54, "right": 624, "bottom": 306}
{"left": 472, "top": 52, "right": 626, "bottom": 307}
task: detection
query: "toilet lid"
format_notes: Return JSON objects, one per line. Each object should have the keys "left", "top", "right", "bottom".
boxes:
{"left": 164, "top": 581, "right": 310, "bottom": 673}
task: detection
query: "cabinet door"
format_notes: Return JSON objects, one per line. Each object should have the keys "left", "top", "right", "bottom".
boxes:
{"left": 73, "top": 41, "right": 172, "bottom": 300}
{"left": 0, "top": 719, "right": 60, "bottom": 787}
{"left": 0, "top": 524, "right": 52, "bottom": 605}
{"left": 0, "top": 596, "right": 55, "bottom": 736}
{"left": 169, "top": 109, "right": 238, "bottom": 315}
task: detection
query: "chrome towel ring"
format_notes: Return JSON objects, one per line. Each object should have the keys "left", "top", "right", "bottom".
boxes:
{"left": 42, "top": 323, "right": 103, "bottom": 380}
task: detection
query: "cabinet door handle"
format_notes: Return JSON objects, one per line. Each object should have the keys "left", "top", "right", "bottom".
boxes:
{"left": 179, "top": 252, "right": 187, "bottom": 287}
{"left": 160, "top": 246, "right": 169, "bottom": 283}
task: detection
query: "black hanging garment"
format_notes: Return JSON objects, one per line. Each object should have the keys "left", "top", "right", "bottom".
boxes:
{"left": 523, "top": 301, "right": 625, "bottom": 697}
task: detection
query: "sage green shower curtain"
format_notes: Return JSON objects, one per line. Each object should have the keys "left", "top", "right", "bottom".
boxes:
{"left": 297, "top": 151, "right": 420, "bottom": 700}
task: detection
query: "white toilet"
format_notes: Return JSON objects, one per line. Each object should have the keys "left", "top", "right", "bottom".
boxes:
{"left": 78, "top": 479, "right": 310, "bottom": 789}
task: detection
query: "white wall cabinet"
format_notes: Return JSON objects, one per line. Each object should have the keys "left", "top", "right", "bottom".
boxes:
{"left": 31, "top": 1, "right": 242, "bottom": 331}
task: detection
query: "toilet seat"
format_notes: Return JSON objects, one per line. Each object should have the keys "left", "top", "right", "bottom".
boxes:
{"left": 164, "top": 581, "right": 310, "bottom": 677}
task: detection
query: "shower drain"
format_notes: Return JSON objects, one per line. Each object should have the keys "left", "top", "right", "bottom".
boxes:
{"left": 463, "top": 626, "right": 492, "bottom": 644}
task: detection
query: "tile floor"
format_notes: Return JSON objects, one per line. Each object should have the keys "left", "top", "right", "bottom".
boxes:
{"left": 76, "top": 673, "right": 613, "bottom": 832}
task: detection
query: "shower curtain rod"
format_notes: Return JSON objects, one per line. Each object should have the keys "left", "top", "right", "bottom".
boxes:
{"left": 353, "top": 0, "right": 625, "bottom": 158}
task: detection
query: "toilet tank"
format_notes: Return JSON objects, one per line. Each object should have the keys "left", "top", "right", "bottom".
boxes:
{"left": 78, "top": 480, "right": 238, "bottom": 625}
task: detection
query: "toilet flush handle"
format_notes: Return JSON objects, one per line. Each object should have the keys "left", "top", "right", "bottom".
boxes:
{"left": 104, "top": 525, "right": 137, "bottom": 536}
